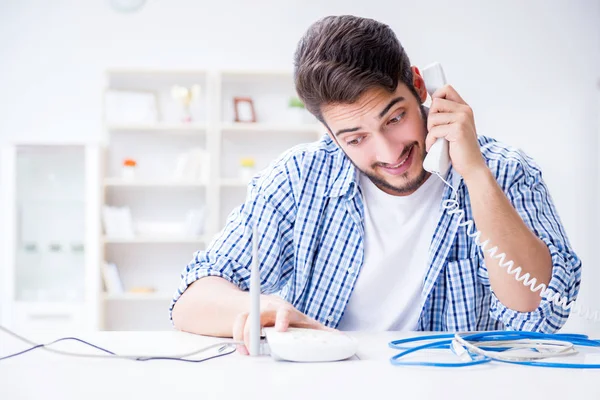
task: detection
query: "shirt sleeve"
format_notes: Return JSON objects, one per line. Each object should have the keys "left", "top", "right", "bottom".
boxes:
{"left": 168, "top": 174, "right": 296, "bottom": 322}
{"left": 488, "top": 155, "right": 582, "bottom": 333}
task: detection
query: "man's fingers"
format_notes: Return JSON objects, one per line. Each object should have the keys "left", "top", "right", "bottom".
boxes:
{"left": 274, "top": 306, "right": 323, "bottom": 332}
{"left": 426, "top": 125, "right": 453, "bottom": 152}
{"left": 237, "top": 301, "right": 339, "bottom": 356}
{"left": 243, "top": 314, "right": 255, "bottom": 353}
{"left": 431, "top": 84, "right": 467, "bottom": 105}
{"left": 275, "top": 308, "right": 291, "bottom": 332}
{"left": 426, "top": 111, "right": 456, "bottom": 133}
{"left": 429, "top": 97, "right": 461, "bottom": 114}
{"left": 285, "top": 308, "right": 335, "bottom": 331}
{"left": 233, "top": 312, "right": 249, "bottom": 355}
{"left": 300, "top": 318, "right": 336, "bottom": 332}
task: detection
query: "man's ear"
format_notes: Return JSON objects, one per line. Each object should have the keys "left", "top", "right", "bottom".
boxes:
{"left": 411, "top": 66, "right": 428, "bottom": 103}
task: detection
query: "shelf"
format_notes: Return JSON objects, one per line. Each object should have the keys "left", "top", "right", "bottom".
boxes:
{"left": 14, "top": 301, "right": 81, "bottom": 310}
{"left": 221, "top": 69, "right": 292, "bottom": 78}
{"left": 106, "top": 123, "right": 207, "bottom": 134}
{"left": 106, "top": 68, "right": 208, "bottom": 75}
{"left": 104, "top": 178, "right": 206, "bottom": 188}
{"left": 103, "top": 292, "right": 173, "bottom": 302}
{"left": 219, "top": 179, "right": 249, "bottom": 187}
{"left": 103, "top": 236, "right": 207, "bottom": 244}
{"left": 220, "top": 122, "right": 321, "bottom": 134}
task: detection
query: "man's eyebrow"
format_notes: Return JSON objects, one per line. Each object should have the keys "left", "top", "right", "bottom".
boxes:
{"left": 378, "top": 96, "right": 405, "bottom": 119}
{"left": 334, "top": 96, "right": 406, "bottom": 137}
{"left": 335, "top": 127, "right": 361, "bottom": 136}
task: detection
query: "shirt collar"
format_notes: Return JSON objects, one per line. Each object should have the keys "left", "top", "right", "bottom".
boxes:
{"left": 324, "top": 136, "right": 358, "bottom": 199}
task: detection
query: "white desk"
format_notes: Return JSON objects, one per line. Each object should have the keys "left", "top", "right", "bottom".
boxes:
{"left": 1, "top": 330, "right": 599, "bottom": 399}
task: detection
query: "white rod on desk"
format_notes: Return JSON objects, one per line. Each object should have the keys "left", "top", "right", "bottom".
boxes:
{"left": 249, "top": 225, "right": 261, "bottom": 356}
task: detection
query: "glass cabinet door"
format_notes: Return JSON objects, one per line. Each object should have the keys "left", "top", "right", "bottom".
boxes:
{"left": 15, "top": 145, "right": 86, "bottom": 303}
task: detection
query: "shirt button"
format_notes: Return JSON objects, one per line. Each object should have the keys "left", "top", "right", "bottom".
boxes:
{"left": 327, "top": 315, "right": 334, "bottom": 322}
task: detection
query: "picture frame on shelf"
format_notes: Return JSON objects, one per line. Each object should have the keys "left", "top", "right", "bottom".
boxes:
{"left": 233, "top": 97, "right": 256, "bottom": 123}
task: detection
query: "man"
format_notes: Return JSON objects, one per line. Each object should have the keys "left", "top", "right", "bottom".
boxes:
{"left": 171, "top": 15, "right": 581, "bottom": 355}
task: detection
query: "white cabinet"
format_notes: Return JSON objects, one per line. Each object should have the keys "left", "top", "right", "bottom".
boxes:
{"left": 1, "top": 144, "right": 102, "bottom": 333}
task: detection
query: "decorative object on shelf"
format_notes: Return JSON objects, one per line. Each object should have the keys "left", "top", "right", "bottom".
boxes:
{"left": 70, "top": 243, "right": 85, "bottom": 253}
{"left": 171, "top": 84, "right": 202, "bottom": 123}
{"left": 102, "top": 205, "right": 135, "bottom": 239}
{"left": 23, "top": 242, "right": 38, "bottom": 253}
{"left": 289, "top": 96, "right": 304, "bottom": 108}
{"left": 102, "top": 262, "right": 124, "bottom": 294}
{"left": 233, "top": 97, "right": 256, "bottom": 123}
{"left": 122, "top": 158, "right": 137, "bottom": 180}
{"left": 104, "top": 89, "right": 159, "bottom": 125}
{"left": 288, "top": 96, "right": 314, "bottom": 124}
{"left": 239, "top": 157, "right": 256, "bottom": 181}
{"left": 48, "top": 242, "right": 62, "bottom": 252}
{"left": 184, "top": 208, "right": 205, "bottom": 236}
{"left": 173, "top": 147, "right": 209, "bottom": 183}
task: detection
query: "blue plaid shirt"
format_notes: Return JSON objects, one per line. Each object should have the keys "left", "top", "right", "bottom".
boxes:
{"left": 171, "top": 134, "right": 581, "bottom": 333}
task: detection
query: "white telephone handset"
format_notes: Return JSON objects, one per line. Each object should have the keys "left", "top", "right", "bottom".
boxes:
{"left": 422, "top": 62, "right": 451, "bottom": 177}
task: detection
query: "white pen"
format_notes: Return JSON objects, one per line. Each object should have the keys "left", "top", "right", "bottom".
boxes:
{"left": 249, "top": 224, "right": 261, "bottom": 356}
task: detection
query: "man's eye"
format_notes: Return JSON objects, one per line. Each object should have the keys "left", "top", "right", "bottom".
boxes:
{"left": 347, "top": 136, "right": 364, "bottom": 146}
{"left": 388, "top": 112, "right": 406, "bottom": 125}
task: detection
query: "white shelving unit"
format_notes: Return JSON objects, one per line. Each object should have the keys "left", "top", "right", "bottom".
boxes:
{"left": 103, "top": 292, "right": 173, "bottom": 301}
{"left": 106, "top": 123, "right": 207, "bottom": 134}
{"left": 220, "top": 122, "right": 321, "bottom": 133}
{"left": 102, "top": 236, "right": 208, "bottom": 244}
{"left": 100, "top": 68, "right": 322, "bottom": 330}
{"left": 104, "top": 178, "right": 207, "bottom": 188}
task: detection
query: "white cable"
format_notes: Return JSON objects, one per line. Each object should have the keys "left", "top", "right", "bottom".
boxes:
{"left": 452, "top": 333, "right": 577, "bottom": 362}
{"left": 434, "top": 172, "right": 598, "bottom": 322}
{"left": 0, "top": 324, "right": 241, "bottom": 361}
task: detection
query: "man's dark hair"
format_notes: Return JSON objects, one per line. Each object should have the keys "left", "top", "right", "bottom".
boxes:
{"left": 293, "top": 15, "right": 419, "bottom": 125}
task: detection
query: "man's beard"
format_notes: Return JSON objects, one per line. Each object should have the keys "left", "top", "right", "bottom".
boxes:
{"left": 348, "top": 104, "right": 430, "bottom": 195}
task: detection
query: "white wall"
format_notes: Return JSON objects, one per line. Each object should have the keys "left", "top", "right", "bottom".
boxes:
{"left": 1, "top": 0, "right": 599, "bottom": 332}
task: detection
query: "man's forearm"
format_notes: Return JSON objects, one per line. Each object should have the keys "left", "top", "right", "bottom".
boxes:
{"left": 172, "top": 277, "right": 279, "bottom": 337}
{"left": 464, "top": 168, "right": 552, "bottom": 312}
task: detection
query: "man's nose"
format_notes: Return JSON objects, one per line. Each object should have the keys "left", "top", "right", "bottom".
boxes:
{"left": 374, "top": 135, "right": 403, "bottom": 165}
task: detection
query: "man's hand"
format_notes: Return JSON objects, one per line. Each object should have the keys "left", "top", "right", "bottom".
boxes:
{"left": 232, "top": 295, "right": 332, "bottom": 355}
{"left": 425, "top": 84, "right": 487, "bottom": 182}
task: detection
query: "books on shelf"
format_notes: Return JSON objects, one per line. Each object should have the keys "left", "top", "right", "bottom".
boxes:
{"left": 101, "top": 262, "right": 124, "bottom": 294}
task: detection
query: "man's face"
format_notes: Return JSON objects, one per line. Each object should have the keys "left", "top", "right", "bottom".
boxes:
{"left": 322, "top": 71, "right": 430, "bottom": 196}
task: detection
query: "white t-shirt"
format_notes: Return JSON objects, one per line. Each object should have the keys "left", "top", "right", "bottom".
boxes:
{"left": 337, "top": 172, "right": 445, "bottom": 331}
